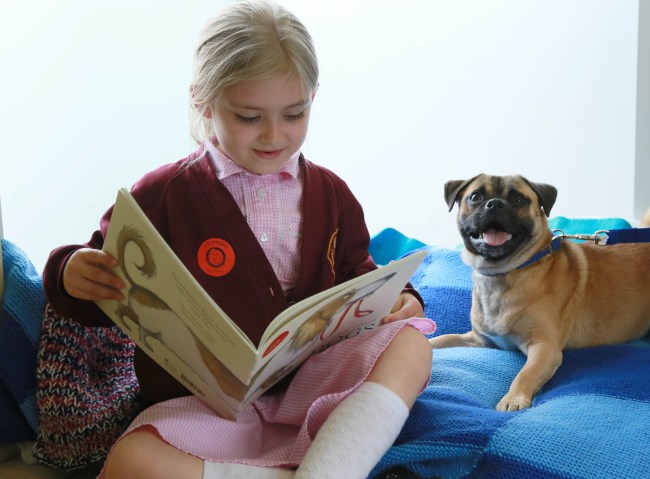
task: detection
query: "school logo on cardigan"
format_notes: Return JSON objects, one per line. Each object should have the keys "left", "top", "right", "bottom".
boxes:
{"left": 197, "top": 238, "right": 235, "bottom": 277}
{"left": 326, "top": 229, "right": 338, "bottom": 273}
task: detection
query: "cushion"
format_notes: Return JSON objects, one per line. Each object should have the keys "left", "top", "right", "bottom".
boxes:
{"left": 0, "top": 239, "right": 46, "bottom": 442}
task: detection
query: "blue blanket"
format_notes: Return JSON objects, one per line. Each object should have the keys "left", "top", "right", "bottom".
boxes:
{"left": 0, "top": 239, "right": 46, "bottom": 442}
{"left": 369, "top": 222, "right": 650, "bottom": 479}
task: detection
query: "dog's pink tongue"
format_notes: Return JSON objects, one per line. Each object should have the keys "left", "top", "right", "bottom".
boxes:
{"left": 483, "top": 229, "right": 509, "bottom": 246}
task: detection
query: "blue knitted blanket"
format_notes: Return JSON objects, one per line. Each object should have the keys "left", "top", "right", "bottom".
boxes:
{"left": 369, "top": 221, "right": 650, "bottom": 479}
{"left": 0, "top": 239, "right": 46, "bottom": 442}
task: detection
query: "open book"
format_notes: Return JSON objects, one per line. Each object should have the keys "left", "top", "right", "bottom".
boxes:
{"left": 96, "top": 188, "right": 426, "bottom": 419}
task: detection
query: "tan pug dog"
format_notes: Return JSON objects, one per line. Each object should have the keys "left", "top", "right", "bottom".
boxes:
{"left": 429, "top": 174, "right": 650, "bottom": 411}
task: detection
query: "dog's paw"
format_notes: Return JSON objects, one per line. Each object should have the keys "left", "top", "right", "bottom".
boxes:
{"left": 496, "top": 393, "right": 532, "bottom": 412}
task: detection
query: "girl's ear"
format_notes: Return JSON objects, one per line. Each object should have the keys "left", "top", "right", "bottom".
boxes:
{"left": 201, "top": 105, "right": 213, "bottom": 119}
{"left": 192, "top": 101, "right": 212, "bottom": 119}
{"left": 190, "top": 85, "right": 212, "bottom": 119}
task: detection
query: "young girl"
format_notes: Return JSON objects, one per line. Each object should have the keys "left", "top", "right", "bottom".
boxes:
{"left": 43, "top": 1, "right": 434, "bottom": 478}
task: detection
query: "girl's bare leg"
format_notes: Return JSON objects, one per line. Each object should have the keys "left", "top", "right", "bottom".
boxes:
{"left": 105, "top": 427, "right": 294, "bottom": 479}
{"left": 104, "top": 426, "right": 203, "bottom": 479}
{"left": 366, "top": 325, "right": 433, "bottom": 406}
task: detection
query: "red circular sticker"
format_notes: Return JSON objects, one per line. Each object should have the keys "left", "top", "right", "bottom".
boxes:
{"left": 197, "top": 238, "right": 236, "bottom": 277}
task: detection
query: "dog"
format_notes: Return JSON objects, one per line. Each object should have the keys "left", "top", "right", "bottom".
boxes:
{"left": 429, "top": 174, "right": 650, "bottom": 411}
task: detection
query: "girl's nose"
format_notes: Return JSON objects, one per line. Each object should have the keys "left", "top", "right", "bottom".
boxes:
{"left": 260, "top": 119, "right": 281, "bottom": 144}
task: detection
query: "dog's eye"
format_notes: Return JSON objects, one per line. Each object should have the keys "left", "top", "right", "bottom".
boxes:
{"left": 512, "top": 193, "right": 527, "bottom": 206}
{"left": 469, "top": 192, "right": 483, "bottom": 203}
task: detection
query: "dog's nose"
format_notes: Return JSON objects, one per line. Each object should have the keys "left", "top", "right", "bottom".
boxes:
{"left": 485, "top": 199, "right": 506, "bottom": 210}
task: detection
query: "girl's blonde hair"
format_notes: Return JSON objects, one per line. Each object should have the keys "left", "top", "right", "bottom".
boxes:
{"left": 190, "top": 0, "right": 319, "bottom": 144}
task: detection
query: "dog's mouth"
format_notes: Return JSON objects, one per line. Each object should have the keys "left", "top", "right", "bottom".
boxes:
{"left": 465, "top": 221, "right": 524, "bottom": 260}
{"left": 470, "top": 226, "right": 513, "bottom": 247}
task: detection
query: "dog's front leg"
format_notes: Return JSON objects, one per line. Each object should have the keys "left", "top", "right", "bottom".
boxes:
{"left": 497, "top": 341, "right": 562, "bottom": 411}
{"left": 429, "top": 331, "right": 487, "bottom": 349}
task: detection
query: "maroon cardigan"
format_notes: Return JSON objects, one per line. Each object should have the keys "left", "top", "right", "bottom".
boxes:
{"left": 43, "top": 149, "right": 423, "bottom": 405}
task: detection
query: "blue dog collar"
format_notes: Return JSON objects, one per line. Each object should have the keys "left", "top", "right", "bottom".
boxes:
{"left": 516, "top": 234, "right": 563, "bottom": 271}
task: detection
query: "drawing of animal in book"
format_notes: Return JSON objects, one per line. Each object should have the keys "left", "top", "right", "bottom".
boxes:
{"left": 96, "top": 188, "right": 426, "bottom": 419}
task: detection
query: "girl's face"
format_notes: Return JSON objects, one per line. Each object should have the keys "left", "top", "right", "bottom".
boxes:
{"left": 208, "top": 73, "right": 314, "bottom": 175}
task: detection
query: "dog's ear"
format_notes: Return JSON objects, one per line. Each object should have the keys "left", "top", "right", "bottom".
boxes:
{"left": 444, "top": 175, "right": 481, "bottom": 212}
{"left": 525, "top": 180, "right": 558, "bottom": 217}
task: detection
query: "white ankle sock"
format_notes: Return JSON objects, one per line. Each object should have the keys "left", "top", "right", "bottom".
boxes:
{"left": 295, "top": 381, "right": 409, "bottom": 479}
{"left": 203, "top": 461, "right": 295, "bottom": 479}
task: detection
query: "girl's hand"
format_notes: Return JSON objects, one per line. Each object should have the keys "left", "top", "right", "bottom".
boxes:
{"left": 63, "top": 248, "right": 125, "bottom": 301}
{"left": 381, "top": 292, "right": 424, "bottom": 324}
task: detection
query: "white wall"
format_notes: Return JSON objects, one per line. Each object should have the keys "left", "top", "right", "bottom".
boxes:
{"left": 0, "top": 0, "right": 642, "bottom": 272}
{"left": 636, "top": 0, "right": 650, "bottom": 219}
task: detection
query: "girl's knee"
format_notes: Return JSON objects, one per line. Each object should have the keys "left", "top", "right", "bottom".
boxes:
{"left": 104, "top": 427, "right": 204, "bottom": 479}
{"left": 395, "top": 326, "right": 433, "bottom": 365}
{"left": 104, "top": 428, "right": 168, "bottom": 479}
{"left": 368, "top": 326, "right": 433, "bottom": 407}
{"left": 394, "top": 328, "right": 433, "bottom": 405}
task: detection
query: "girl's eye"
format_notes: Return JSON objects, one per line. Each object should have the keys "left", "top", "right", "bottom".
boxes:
{"left": 236, "top": 114, "right": 259, "bottom": 123}
{"left": 284, "top": 111, "right": 305, "bottom": 121}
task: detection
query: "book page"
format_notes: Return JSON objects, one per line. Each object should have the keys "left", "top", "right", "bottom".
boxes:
{"left": 248, "top": 250, "right": 427, "bottom": 394}
{"left": 260, "top": 250, "right": 426, "bottom": 345}
{"left": 96, "top": 188, "right": 258, "bottom": 384}
{"left": 115, "top": 314, "right": 241, "bottom": 419}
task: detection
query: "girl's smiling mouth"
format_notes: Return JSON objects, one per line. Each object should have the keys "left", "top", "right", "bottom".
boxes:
{"left": 254, "top": 149, "right": 284, "bottom": 160}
